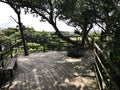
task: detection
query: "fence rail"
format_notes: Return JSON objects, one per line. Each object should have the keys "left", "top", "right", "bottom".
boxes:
{"left": 0, "top": 39, "right": 19, "bottom": 69}
{"left": 94, "top": 42, "right": 120, "bottom": 90}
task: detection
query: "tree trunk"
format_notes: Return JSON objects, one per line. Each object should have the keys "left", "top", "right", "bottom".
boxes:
{"left": 81, "top": 32, "right": 85, "bottom": 49}
{"left": 51, "top": 22, "right": 79, "bottom": 45}
{"left": 81, "top": 20, "right": 92, "bottom": 49}
{"left": 81, "top": 28, "right": 88, "bottom": 49}
{"left": 17, "top": 12, "right": 29, "bottom": 56}
{"left": 7, "top": 3, "right": 29, "bottom": 56}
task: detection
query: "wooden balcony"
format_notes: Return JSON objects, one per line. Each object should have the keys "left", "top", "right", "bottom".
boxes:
{"left": 0, "top": 51, "right": 98, "bottom": 90}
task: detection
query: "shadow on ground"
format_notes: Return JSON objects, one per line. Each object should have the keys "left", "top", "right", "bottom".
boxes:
{"left": 0, "top": 51, "right": 98, "bottom": 90}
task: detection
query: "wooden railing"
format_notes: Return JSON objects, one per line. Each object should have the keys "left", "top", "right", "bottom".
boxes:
{"left": 94, "top": 42, "right": 120, "bottom": 90}
{"left": 23, "top": 36, "right": 82, "bottom": 53}
{"left": 0, "top": 39, "right": 21, "bottom": 70}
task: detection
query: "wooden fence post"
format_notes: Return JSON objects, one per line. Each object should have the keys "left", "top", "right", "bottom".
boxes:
{"left": 0, "top": 44, "right": 3, "bottom": 67}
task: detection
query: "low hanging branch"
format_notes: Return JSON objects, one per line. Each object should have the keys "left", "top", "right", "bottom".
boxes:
{"left": 9, "top": 16, "right": 18, "bottom": 23}
{"left": 0, "top": 0, "right": 84, "bottom": 45}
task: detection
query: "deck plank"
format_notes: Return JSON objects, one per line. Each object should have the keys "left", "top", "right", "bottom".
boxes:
{"left": 0, "top": 51, "right": 98, "bottom": 90}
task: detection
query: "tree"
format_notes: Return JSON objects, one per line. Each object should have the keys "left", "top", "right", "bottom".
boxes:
{"left": 102, "top": 0, "right": 120, "bottom": 64}
{"left": 0, "top": 0, "right": 79, "bottom": 45}
{"left": 58, "top": 0, "right": 101, "bottom": 48}
{"left": 93, "top": 0, "right": 120, "bottom": 66}
{"left": 0, "top": 0, "right": 119, "bottom": 49}
{"left": 0, "top": 1, "right": 29, "bottom": 56}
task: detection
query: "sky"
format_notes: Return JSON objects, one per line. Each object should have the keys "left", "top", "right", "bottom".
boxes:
{"left": 0, "top": 2, "right": 75, "bottom": 32}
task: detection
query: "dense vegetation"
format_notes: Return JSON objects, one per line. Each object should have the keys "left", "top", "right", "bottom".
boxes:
{"left": 0, "top": 27, "right": 78, "bottom": 53}
{"left": 0, "top": 1, "right": 120, "bottom": 88}
{"left": 0, "top": 0, "right": 119, "bottom": 60}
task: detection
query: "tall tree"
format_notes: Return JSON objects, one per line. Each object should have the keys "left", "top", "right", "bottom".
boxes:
{"left": 59, "top": 0, "right": 100, "bottom": 48}
{"left": 0, "top": 1, "right": 29, "bottom": 56}
{"left": 0, "top": 0, "right": 79, "bottom": 45}
{"left": 101, "top": 0, "right": 120, "bottom": 63}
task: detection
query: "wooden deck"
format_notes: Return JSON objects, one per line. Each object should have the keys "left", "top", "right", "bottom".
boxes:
{"left": 0, "top": 51, "right": 98, "bottom": 90}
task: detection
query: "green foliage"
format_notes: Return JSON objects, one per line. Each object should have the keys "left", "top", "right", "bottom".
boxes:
{"left": 0, "top": 27, "right": 71, "bottom": 53}
{"left": 0, "top": 0, "right": 119, "bottom": 60}
{"left": 27, "top": 42, "right": 42, "bottom": 52}
{"left": 0, "top": 28, "right": 19, "bottom": 41}
{"left": 0, "top": 0, "right": 80, "bottom": 45}
{"left": 100, "top": 1, "right": 120, "bottom": 65}
{"left": 2, "top": 28, "right": 17, "bottom": 36}
{"left": 89, "top": 32, "right": 101, "bottom": 37}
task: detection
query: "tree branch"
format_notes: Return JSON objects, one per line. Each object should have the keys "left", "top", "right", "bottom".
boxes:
{"left": 87, "top": 23, "right": 93, "bottom": 33}
{"left": 9, "top": 16, "right": 18, "bottom": 24}
{"left": 32, "top": 8, "right": 51, "bottom": 23}
{"left": 48, "top": 0, "right": 54, "bottom": 21}
{"left": 55, "top": 11, "right": 63, "bottom": 24}
{"left": 96, "top": 23, "right": 106, "bottom": 31}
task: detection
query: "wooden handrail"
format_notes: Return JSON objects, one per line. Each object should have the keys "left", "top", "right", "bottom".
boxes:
{"left": 94, "top": 44, "right": 120, "bottom": 90}
{"left": 94, "top": 42, "right": 103, "bottom": 52}
{"left": 0, "top": 39, "right": 19, "bottom": 68}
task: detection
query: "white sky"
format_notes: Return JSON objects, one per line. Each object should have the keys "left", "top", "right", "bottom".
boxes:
{"left": 0, "top": 2, "right": 75, "bottom": 32}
